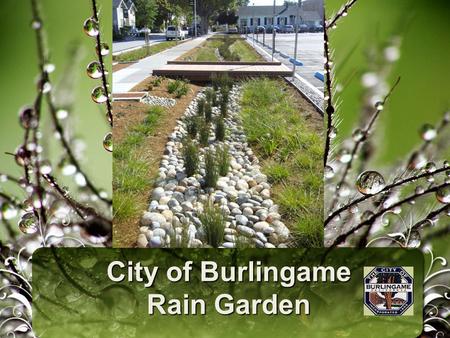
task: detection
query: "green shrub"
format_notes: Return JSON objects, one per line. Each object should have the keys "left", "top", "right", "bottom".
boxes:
{"left": 204, "top": 152, "right": 219, "bottom": 188}
{"left": 204, "top": 102, "right": 213, "bottom": 123}
{"left": 197, "top": 98, "right": 206, "bottom": 116}
{"left": 167, "top": 80, "right": 179, "bottom": 94}
{"left": 182, "top": 138, "right": 199, "bottom": 177}
{"left": 199, "top": 121, "right": 210, "bottom": 146}
{"left": 215, "top": 117, "right": 226, "bottom": 141}
{"left": 186, "top": 116, "right": 199, "bottom": 138}
{"left": 152, "top": 76, "right": 163, "bottom": 87}
{"left": 199, "top": 202, "right": 225, "bottom": 248}
{"left": 175, "top": 81, "right": 189, "bottom": 98}
{"left": 216, "top": 145, "right": 230, "bottom": 176}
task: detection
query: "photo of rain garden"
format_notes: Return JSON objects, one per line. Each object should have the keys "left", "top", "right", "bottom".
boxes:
{"left": 113, "top": 2, "right": 324, "bottom": 249}
{"left": 324, "top": 1, "right": 449, "bottom": 335}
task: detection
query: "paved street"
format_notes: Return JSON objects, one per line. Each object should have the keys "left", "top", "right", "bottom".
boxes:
{"left": 248, "top": 32, "right": 323, "bottom": 90}
{"left": 113, "top": 33, "right": 166, "bottom": 53}
{"left": 113, "top": 36, "right": 209, "bottom": 93}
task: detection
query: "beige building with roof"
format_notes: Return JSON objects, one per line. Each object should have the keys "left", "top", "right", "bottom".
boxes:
{"left": 237, "top": 0, "right": 323, "bottom": 30}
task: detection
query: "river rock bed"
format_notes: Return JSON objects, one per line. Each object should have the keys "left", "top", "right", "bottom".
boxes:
{"left": 141, "top": 95, "right": 176, "bottom": 107}
{"left": 137, "top": 86, "right": 291, "bottom": 248}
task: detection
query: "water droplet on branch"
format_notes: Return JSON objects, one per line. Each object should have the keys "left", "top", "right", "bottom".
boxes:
{"left": 19, "top": 106, "right": 37, "bottom": 129}
{"left": 31, "top": 20, "right": 41, "bottom": 30}
{"left": 19, "top": 212, "right": 39, "bottom": 234}
{"left": 329, "top": 126, "right": 337, "bottom": 139}
{"left": 91, "top": 86, "right": 108, "bottom": 104}
{"left": 352, "top": 129, "right": 365, "bottom": 142}
{"left": 337, "top": 149, "right": 352, "bottom": 163}
{"left": 40, "top": 160, "right": 52, "bottom": 175}
{"left": 56, "top": 109, "right": 69, "bottom": 120}
{"left": 1, "top": 203, "right": 18, "bottom": 220}
{"left": 324, "top": 165, "right": 334, "bottom": 179}
{"left": 436, "top": 186, "right": 450, "bottom": 204}
{"left": 15, "top": 146, "right": 32, "bottom": 167}
{"left": 86, "top": 61, "right": 103, "bottom": 79}
{"left": 83, "top": 18, "right": 99, "bottom": 37}
{"left": 103, "top": 132, "right": 113, "bottom": 152}
{"left": 356, "top": 171, "right": 386, "bottom": 195}
{"left": 98, "top": 42, "right": 110, "bottom": 56}
{"left": 420, "top": 124, "right": 437, "bottom": 141}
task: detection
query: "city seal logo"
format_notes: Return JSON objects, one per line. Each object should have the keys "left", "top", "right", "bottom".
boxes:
{"left": 363, "top": 267, "right": 414, "bottom": 316}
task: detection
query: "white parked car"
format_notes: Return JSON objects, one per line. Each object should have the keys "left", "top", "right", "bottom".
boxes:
{"left": 166, "top": 26, "right": 186, "bottom": 40}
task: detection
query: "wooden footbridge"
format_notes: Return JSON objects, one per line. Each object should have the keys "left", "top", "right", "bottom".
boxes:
{"left": 152, "top": 61, "right": 292, "bottom": 81}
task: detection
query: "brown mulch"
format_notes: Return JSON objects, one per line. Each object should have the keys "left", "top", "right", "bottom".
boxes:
{"left": 113, "top": 76, "right": 202, "bottom": 247}
{"left": 285, "top": 83, "right": 323, "bottom": 132}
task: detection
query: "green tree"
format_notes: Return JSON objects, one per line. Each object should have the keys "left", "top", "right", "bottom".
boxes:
{"left": 196, "top": 0, "right": 248, "bottom": 34}
{"left": 134, "top": 0, "right": 158, "bottom": 28}
{"left": 153, "top": 0, "right": 191, "bottom": 30}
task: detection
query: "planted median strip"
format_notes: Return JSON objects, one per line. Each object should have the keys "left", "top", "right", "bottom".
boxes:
{"left": 179, "top": 35, "right": 263, "bottom": 62}
{"left": 113, "top": 40, "right": 183, "bottom": 63}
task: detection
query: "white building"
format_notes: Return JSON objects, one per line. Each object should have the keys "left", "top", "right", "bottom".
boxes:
{"left": 237, "top": 0, "right": 323, "bottom": 30}
{"left": 113, "top": 0, "right": 137, "bottom": 32}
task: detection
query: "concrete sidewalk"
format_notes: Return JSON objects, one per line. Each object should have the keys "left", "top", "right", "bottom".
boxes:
{"left": 113, "top": 36, "right": 208, "bottom": 93}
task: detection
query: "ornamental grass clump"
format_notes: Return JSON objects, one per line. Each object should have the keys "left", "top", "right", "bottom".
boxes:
{"left": 182, "top": 138, "right": 199, "bottom": 177}
{"left": 186, "top": 116, "right": 199, "bottom": 138}
{"left": 216, "top": 145, "right": 230, "bottom": 176}
{"left": 199, "top": 202, "right": 225, "bottom": 248}
{"left": 197, "top": 98, "right": 206, "bottom": 116}
{"left": 205, "top": 88, "right": 217, "bottom": 107}
{"left": 219, "top": 99, "right": 227, "bottom": 117}
{"left": 199, "top": 120, "right": 210, "bottom": 147}
{"left": 215, "top": 117, "right": 226, "bottom": 141}
{"left": 205, "top": 151, "right": 219, "bottom": 188}
{"left": 204, "top": 102, "right": 213, "bottom": 123}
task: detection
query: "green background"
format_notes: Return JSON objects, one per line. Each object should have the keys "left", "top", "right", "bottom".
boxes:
{"left": 326, "top": 0, "right": 450, "bottom": 162}
{"left": 0, "top": 0, "right": 112, "bottom": 207}
{"left": 33, "top": 248, "right": 424, "bottom": 338}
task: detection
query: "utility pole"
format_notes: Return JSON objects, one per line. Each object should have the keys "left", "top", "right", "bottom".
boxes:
{"left": 293, "top": 0, "right": 301, "bottom": 75}
{"left": 252, "top": 2, "right": 255, "bottom": 46}
{"left": 271, "top": 0, "right": 276, "bottom": 61}
{"left": 194, "top": 0, "right": 197, "bottom": 38}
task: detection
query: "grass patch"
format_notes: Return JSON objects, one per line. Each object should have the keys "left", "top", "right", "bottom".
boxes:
{"left": 240, "top": 78, "right": 324, "bottom": 247}
{"left": 113, "top": 106, "right": 165, "bottom": 223}
{"left": 229, "top": 40, "right": 262, "bottom": 62}
{"left": 113, "top": 41, "right": 180, "bottom": 62}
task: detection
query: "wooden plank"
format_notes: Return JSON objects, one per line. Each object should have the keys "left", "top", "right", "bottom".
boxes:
{"left": 153, "top": 61, "right": 293, "bottom": 81}
{"left": 167, "top": 61, "right": 282, "bottom": 66}
{"left": 113, "top": 92, "right": 147, "bottom": 102}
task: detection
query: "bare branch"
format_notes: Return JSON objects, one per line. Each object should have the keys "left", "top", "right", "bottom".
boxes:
{"left": 325, "top": 164, "right": 447, "bottom": 227}
{"left": 328, "top": 182, "right": 449, "bottom": 248}
{"left": 326, "top": 0, "right": 359, "bottom": 30}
